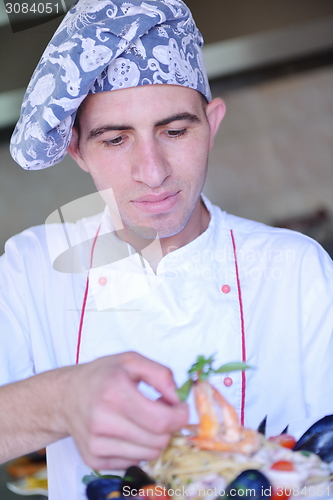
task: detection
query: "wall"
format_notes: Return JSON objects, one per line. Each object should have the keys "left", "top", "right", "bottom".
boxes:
{"left": 205, "top": 65, "right": 333, "bottom": 225}
{"left": 190, "top": 0, "right": 333, "bottom": 44}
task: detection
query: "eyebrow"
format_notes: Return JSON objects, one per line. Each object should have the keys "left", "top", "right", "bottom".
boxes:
{"left": 155, "top": 112, "right": 201, "bottom": 127}
{"left": 87, "top": 112, "right": 201, "bottom": 140}
{"left": 87, "top": 125, "right": 131, "bottom": 140}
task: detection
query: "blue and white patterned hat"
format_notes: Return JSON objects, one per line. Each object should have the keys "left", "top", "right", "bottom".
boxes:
{"left": 10, "top": 0, "right": 212, "bottom": 170}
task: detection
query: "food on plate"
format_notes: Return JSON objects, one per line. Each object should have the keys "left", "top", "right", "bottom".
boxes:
{"left": 268, "top": 435, "right": 296, "bottom": 450}
{"left": 145, "top": 355, "right": 331, "bottom": 499}
{"left": 189, "top": 377, "right": 261, "bottom": 454}
{"left": 85, "top": 356, "right": 333, "bottom": 500}
{"left": 293, "top": 415, "right": 333, "bottom": 462}
{"left": 6, "top": 448, "right": 46, "bottom": 479}
{"left": 146, "top": 430, "right": 331, "bottom": 499}
{"left": 86, "top": 477, "right": 122, "bottom": 500}
{"left": 226, "top": 470, "right": 271, "bottom": 500}
{"left": 25, "top": 475, "right": 48, "bottom": 489}
{"left": 6, "top": 465, "right": 48, "bottom": 496}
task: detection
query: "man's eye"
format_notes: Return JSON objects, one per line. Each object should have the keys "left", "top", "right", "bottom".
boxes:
{"left": 104, "top": 136, "right": 125, "bottom": 146}
{"left": 166, "top": 129, "right": 187, "bottom": 138}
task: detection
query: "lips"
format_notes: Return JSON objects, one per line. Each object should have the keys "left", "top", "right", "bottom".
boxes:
{"left": 131, "top": 191, "right": 180, "bottom": 214}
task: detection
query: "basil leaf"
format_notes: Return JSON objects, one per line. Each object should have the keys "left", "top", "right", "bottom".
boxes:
{"left": 177, "top": 378, "right": 193, "bottom": 401}
{"left": 83, "top": 470, "right": 122, "bottom": 484}
{"left": 214, "top": 362, "right": 252, "bottom": 373}
{"left": 82, "top": 473, "right": 99, "bottom": 485}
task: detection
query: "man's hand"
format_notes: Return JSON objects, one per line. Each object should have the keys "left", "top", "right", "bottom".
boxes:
{"left": 61, "top": 352, "right": 188, "bottom": 470}
{"left": 0, "top": 352, "right": 188, "bottom": 469}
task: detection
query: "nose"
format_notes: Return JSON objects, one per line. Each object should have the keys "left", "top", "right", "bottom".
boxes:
{"left": 132, "top": 137, "right": 170, "bottom": 188}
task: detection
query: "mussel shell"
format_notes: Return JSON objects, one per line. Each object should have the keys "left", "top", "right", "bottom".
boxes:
{"left": 225, "top": 469, "right": 271, "bottom": 500}
{"left": 257, "top": 416, "right": 288, "bottom": 437}
{"left": 257, "top": 416, "right": 267, "bottom": 436}
{"left": 293, "top": 415, "right": 333, "bottom": 462}
{"left": 86, "top": 478, "right": 122, "bottom": 500}
{"left": 121, "top": 466, "right": 155, "bottom": 492}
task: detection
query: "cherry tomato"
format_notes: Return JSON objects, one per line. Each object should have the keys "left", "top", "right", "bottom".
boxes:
{"left": 270, "top": 460, "right": 295, "bottom": 471}
{"left": 269, "top": 461, "right": 294, "bottom": 500}
{"left": 139, "top": 484, "right": 170, "bottom": 500}
{"left": 271, "top": 486, "right": 292, "bottom": 500}
{"left": 268, "top": 434, "right": 297, "bottom": 449}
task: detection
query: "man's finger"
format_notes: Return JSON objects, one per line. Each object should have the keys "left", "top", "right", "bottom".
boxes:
{"left": 120, "top": 352, "right": 181, "bottom": 405}
{"left": 85, "top": 434, "right": 166, "bottom": 462}
{"left": 120, "top": 386, "right": 189, "bottom": 435}
{"left": 92, "top": 408, "right": 172, "bottom": 449}
{"left": 99, "top": 365, "right": 188, "bottom": 434}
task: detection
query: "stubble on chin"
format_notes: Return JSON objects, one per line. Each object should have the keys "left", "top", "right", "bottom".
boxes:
{"left": 121, "top": 197, "right": 200, "bottom": 242}
{"left": 119, "top": 212, "right": 188, "bottom": 241}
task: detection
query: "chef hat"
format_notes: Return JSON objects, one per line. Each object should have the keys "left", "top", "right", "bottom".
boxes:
{"left": 10, "top": 0, "right": 212, "bottom": 170}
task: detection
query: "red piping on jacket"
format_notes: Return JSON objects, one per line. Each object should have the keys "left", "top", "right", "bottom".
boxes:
{"left": 230, "top": 229, "right": 247, "bottom": 426}
{"left": 76, "top": 225, "right": 101, "bottom": 365}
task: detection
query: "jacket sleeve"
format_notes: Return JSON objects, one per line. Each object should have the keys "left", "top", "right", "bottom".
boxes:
{"left": 0, "top": 228, "right": 48, "bottom": 385}
{"left": 300, "top": 242, "right": 333, "bottom": 419}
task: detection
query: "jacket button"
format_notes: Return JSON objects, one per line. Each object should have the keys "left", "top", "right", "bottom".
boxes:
{"left": 98, "top": 277, "right": 107, "bottom": 286}
{"left": 224, "top": 377, "right": 233, "bottom": 387}
{"left": 221, "top": 284, "right": 231, "bottom": 294}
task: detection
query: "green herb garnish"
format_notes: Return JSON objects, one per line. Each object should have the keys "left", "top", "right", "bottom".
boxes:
{"left": 177, "top": 355, "right": 251, "bottom": 401}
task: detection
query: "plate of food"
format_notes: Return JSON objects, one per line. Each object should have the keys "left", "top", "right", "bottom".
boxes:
{"left": 83, "top": 356, "right": 333, "bottom": 500}
{"left": 7, "top": 466, "right": 48, "bottom": 496}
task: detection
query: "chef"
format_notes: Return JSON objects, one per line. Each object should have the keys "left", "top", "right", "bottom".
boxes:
{"left": 1, "top": 0, "right": 333, "bottom": 499}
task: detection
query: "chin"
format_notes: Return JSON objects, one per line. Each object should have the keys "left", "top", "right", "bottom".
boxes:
{"left": 121, "top": 213, "right": 189, "bottom": 241}
{"left": 121, "top": 200, "right": 198, "bottom": 241}
{"left": 157, "top": 222, "right": 188, "bottom": 239}
{"left": 153, "top": 211, "right": 193, "bottom": 240}
{"left": 124, "top": 221, "right": 183, "bottom": 240}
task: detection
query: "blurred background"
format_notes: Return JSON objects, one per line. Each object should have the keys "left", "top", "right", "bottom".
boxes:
{"left": 0, "top": 0, "right": 333, "bottom": 255}
{"left": 0, "top": 0, "right": 333, "bottom": 497}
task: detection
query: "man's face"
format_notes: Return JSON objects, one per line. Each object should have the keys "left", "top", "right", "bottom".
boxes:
{"left": 68, "top": 84, "right": 224, "bottom": 239}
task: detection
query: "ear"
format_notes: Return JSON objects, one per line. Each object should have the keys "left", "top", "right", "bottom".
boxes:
{"left": 67, "top": 126, "right": 89, "bottom": 172}
{"left": 205, "top": 98, "right": 226, "bottom": 150}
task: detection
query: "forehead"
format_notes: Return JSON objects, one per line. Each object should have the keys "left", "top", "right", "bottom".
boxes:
{"left": 78, "top": 85, "right": 205, "bottom": 127}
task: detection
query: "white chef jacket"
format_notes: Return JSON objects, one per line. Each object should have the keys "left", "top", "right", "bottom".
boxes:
{"left": 1, "top": 195, "right": 333, "bottom": 500}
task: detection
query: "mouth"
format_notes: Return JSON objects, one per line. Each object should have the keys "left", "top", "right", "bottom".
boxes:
{"left": 131, "top": 191, "right": 180, "bottom": 214}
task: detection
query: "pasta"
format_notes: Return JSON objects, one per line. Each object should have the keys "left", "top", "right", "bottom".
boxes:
{"left": 145, "top": 433, "right": 331, "bottom": 499}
